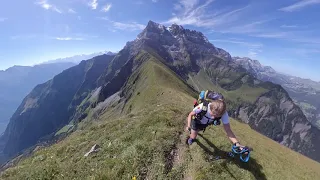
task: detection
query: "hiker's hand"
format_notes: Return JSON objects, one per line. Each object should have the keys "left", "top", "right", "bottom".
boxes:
{"left": 235, "top": 142, "right": 245, "bottom": 150}
{"left": 186, "top": 126, "right": 191, "bottom": 133}
{"left": 234, "top": 143, "right": 252, "bottom": 152}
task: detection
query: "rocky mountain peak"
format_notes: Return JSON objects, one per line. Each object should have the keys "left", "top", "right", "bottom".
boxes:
{"left": 233, "top": 56, "right": 276, "bottom": 74}
{"left": 168, "top": 23, "right": 184, "bottom": 35}
{"left": 137, "top": 21, "right": 232, "bottom": 62}
{"left": 145, "top": 20, "right": 167, "bottom": 32}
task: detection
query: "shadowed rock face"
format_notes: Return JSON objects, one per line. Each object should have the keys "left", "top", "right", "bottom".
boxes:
{"left": 0, "top": 62, "right": 76, "bottom": 134}
{"left": 237, "top": 86, "right": 320, "bottom": 162}
{"left": 233, "top": 56, "right": 320, "bottom": 130}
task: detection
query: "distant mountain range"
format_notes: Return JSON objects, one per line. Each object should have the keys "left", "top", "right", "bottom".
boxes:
{"left": 40, "top": 51, "right": 117, "bottom": 64}
{"left": 0, "top": 50, "right": 117, "bottom": 135}
{"left": 233, "top": 56, "right": 320, "bottom": 129}
{"left": 0, "top": 62, "right": 77, "bottom": 135}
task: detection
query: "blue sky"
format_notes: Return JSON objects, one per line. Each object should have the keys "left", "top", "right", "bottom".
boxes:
{"left": 1, "top": 0, "right": 320, "bottom": 81}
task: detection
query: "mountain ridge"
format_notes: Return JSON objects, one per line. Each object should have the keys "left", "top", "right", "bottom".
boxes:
{"left": 39, "top": 51, "right": 117, "bottom": 65}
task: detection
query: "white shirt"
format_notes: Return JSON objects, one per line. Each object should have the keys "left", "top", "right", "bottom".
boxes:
{"left": 192, "top": 103, "right": 229, "bottom": 125}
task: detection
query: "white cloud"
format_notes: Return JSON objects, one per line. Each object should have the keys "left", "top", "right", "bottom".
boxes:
{"left": 252, "top": 32, "right": 288, "bottom": 38}
{"left": 55, "top": 37, "right": 85, "bottom": 41}
{"left": 101, "top": 3, "right": 112, "bottom": 12}
{"left": 248, "top": 50, "right": 258, "bottom": 58}
{"left": 164, "top": 0, "right": 249, "bottom": 29}
{"left": 279, "top": 0, "right": 320, "bottom": 12}
{"left": 112, "top": 22, "right": 145, "bottom": 31}
{"left": 215, "top": 19, "right": 273, "bottom": 34}
{"left": 35, "top": 0, "right": 62, "bottom": 13}
{"left": 36, "top": 0, "right": 52, "bottom": 9}
{"left": 210, "top": 39, "right": 263, "bottom": 58}
{"left": 89, "top": 0, "right": 98, "bottom": 10}
{"left": 210, "top": 39, "right": 263, "bottom": 48}
{"left": 0, "top": 18, "right": 7, "bottom": 22}
{"left": 68, "top": 8, "right": 76, "bottom": 14}
{"left": 53, "top": 7, "right": 62, "bottom": 13}
{"left": 281, "top": 24, "right": 298, "bottom": 28}
{"left": 98, "top": 18, "right": 145, "bottom": 31}
{"left": 164, "top": 0, "right": 320, "bottom": 48}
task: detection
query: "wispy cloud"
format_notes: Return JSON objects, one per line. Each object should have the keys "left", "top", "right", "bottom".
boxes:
{"left": 164, "top": 0, "right": 250, "bottom": 28}
{"left": 98, "top": 18, "right": 145, "bottom": 31}
{"left": 248, "top": 50, "right": 259, "bottom": 58}
{"left": 55, "top": 37, "right": 85, "bottom": 41}
{"left": 215, "top": 19, "right": 273, "bottom": 34}
{"left": 210, "top": 39, "right": 263, "bottom": 58}
{"left": 210, "top": 39, "right": 263, "bottom": 48}
{"left": 165, "top": 0, "right": 319, "bottom": 49}
{"left": 281, "top": 24, "right": 298, "bottom": 28}
{"left": 35, "top": 0, "right": 62, "bottom": 13}
{"left": 89, "top": 0, "right": 98, "bottom": 10}
{"left": 53, "top": 7, "right": 62, "bottom": 13}
{"left": 35, "top": 0, "right": 51, "bottom": 9}
{"left": 0, "top": 18, "right": 7, "bottom": 22}
{"left": 279, "top": 0, "right": 320, "bottom": 12}
{"left": 152, "top": 0, "right": 158, "bottom": 2}
{"left": 68, "top": 8, "right": 76, "bottom": 14}
{"left": 112, "top": 21, "right": 145, "bottom": 31}
{"left": 101, "top": 3, "right": 112, "bottom": 12}
{"left": 251, "top": 32, "right": 288, "bottom": 38}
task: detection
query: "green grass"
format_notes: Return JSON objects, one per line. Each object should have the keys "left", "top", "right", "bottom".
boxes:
{"left": 187, "top": 69, "right": 268, "bottom": 104}
{"left": 55, "top": 125, "right": 74, "bottom": 136}
{"left": 227, "top": 85, "right": 268, "bottom": 103}
{"left": 2, "top": 51, "right": 320, "bottom": 180}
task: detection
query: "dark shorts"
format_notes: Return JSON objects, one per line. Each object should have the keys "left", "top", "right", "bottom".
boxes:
{"left": 191, "top": 119, "right": 208, "bottom": 131}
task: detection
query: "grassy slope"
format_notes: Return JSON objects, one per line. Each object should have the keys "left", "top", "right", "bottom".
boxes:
{"left": 187, "top": 69, "right": 268, "bottom": 104}
{"left": 1, "top": 52, "right": 320, "bottom": 180}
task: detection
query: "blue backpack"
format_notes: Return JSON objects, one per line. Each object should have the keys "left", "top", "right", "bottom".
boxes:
{"left": 193, "top": 90, "right": 224, "bottom": 108}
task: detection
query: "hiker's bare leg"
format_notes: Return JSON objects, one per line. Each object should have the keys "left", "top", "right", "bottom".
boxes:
{"left": 190, "top": 129, "right": 198, "bottom": 139}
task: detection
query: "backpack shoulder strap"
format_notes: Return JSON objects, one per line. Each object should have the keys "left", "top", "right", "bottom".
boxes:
{"left": 195, "top": 101, "right": 208, "bottom": 120}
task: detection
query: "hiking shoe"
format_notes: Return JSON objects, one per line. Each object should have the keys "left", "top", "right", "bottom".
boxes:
{"left": 186, "top": 138, "right": 194, "bottom": 145}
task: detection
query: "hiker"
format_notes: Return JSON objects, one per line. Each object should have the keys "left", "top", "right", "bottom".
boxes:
{"left": 185, "top": 90, "right": 244, "bottom": 149}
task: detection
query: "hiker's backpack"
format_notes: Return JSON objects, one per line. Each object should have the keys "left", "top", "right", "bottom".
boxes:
{"left": 193, "top": 90, "right": 224, "bottom": 108}
{"left": 192, "top": 90, "right": 225, "bottom": 126}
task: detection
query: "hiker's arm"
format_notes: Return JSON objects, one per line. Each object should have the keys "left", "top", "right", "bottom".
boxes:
{"left": 221, "top": 112, "right": 241, "bottom": 146}
{"left": 186, "top": 111, "right": 196, "bottom": 129}
{"left": 186, "top": 104, "right": 202, "bottom": 131}
{"left": 223, "top": 123, "right": 240, "bottom": 146}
